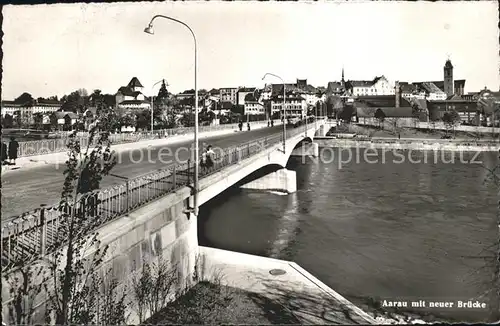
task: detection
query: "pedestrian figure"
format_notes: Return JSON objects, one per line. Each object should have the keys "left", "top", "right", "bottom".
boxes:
{"left": 8, "top": 137, "right": 19, "bottom": 165}
{"left": 1, "top": 141, "right": 7, "bottom": 164}
{"left": 200, "top": 149, "right": 208, "bottom": 169}
{"left": 267, "top": 120, "right": 270, "bottom": 127}
{"left": 205, "top": 145, "right": 215, "bottom": 169}
{"left": 271, "top": 120, "right": 274, "bottom": 127}
{"left": 398, "top": 132, "right": 401, "bottom": 140}
{"left": 247, "top": 122, "right": 251, "bottom": 131}
{"left": 238, "top": 121, "right": 243, "bottom": 131}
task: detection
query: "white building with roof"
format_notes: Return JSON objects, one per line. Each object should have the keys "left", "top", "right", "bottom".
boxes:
{"left": 115, "top": 77, "right": 151, "bottom": 111}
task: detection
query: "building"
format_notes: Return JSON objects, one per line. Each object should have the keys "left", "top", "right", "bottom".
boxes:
{"left": 346, "top": 75, "right": 394, "bottom": 97}
{"left": 243, "top": 94, "right": 266, "bottom": 116}
{"left": 1, "top": 99, "right": 62, "bottom": 126}
{"left": 52, "top": 111, "right": 79, "bottom": 131}
{"left": 398, "top": 82, "right": 426, "bottom": 99}
{"left": 219, "top": 87, "right": 238, "bottom": 105}
{"left": 427, "top": 95, "right": 478, "bottom": 124}
{"left": 115, "top": 77, "right": 151, "bottom": 112}
{"left": 418, "top": 82, "right": 447, "bottom": 101}
{"left": 208, "top": 88, "right": 220, "bottom": 102}
{"left": 269, "top": 79, "right": 320, "bottom": 108}
{"left": 1, "top": 101, "right": 23, "bottom": 117}
{"left": 413, "top": 59, "right": 466, "bottom": 97}
{"left": 326, "top": 67, "right": 347, "bottom": 96}
{"left": 270, "top": 92, "right": 307, "bottom": 119}
{"left": 236, "top": 87, "right": 257, "bottom": 106}
{"left": 258, "top": 84, "right": 272, "bottom": 102}
{"left": 353, "top": 83, "right": 422, "bottom": 125}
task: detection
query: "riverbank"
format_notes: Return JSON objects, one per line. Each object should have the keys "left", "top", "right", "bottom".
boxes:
{"left": 146, "top": 281, "right": 432, "bottom": 325}
{"left": 146, "top": 247, "right": 429, "bottom": 325}
{"left": 314, "top": 137, "right": 500, "bottom": 152}
{"left": 197, "top": 246, "right": 378, "bottom": 324}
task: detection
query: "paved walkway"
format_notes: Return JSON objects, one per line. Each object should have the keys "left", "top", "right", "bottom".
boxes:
{"left": 199, "top": 246, "right": 378, "bottom": 325}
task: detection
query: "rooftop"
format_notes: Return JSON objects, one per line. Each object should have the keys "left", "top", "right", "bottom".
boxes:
{"left": 118, "top": 100, "right": 150, "bottom": 105}
{"left": 356, "top": 106, "right": 414, "bottom": 118}
{"left": 354, "top": 95, "right": 412, "bottom": 108}
{"left": 413, "top": 80, "right": 466, "bottom": 93}
{"left": 127, "top": 77, "right": 144, "bottom": 89}
{"left": 238, "top": 87, "right": 256, "bottom": 93}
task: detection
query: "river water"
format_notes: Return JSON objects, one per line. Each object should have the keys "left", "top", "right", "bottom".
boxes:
{"left": 198, "top": 147, "right": 499, "bottom": 323}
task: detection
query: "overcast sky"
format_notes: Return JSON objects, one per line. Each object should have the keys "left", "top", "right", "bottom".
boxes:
{"left": 2, "top": 1, "right": 499, "bottom": 99}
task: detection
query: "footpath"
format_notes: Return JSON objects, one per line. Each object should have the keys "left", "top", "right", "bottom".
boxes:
{"left": 1, "top": 121, "right": 280, "bottom": 174}
{"left": 199, "top": 247, "right": 426, "bottom": 325}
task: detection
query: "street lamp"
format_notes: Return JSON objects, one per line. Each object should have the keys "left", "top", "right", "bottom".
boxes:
{"left": 145, "top": 15, "right": 199, "bottom": 215}
{"left": 262, "top": 73, "right": 286, "bottom": 153}
{"left": 151, "top": 79, "right": 168, "bottom": 133}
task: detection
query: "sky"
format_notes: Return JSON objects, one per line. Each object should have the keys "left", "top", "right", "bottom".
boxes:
{"left": 2, "top": 1, "right": 499, "bottom": 100}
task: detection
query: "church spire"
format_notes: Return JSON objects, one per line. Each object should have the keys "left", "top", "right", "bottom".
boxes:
{"left": 341, "top": 66, "right": 345, "bottom": 83}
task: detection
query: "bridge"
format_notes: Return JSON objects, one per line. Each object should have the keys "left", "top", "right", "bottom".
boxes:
{"left": 2, "top": 119, "right": 327, "bottom": 280}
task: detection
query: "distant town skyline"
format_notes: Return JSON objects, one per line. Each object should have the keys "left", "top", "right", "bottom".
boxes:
{"left": 2, "top": 1, "right": 499, "bottom": 99}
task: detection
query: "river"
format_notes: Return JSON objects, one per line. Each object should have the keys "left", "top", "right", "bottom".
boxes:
{"left": 198, "top": 147, "right": 499, "bottom": 323}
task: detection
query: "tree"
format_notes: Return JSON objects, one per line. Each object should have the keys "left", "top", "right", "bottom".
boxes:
{"left": 14, "top": 92, "right": 35, "bottom": 105}
{"left": 162, "top": 111, "right": 178, "bottom": 129}
{"left": 33, "top": 112, "right": 44, "bottom": 130}
{"left": 180, "top": 112, "right": 195, "bottom": 127}
{"left": 374, "top": 109, "right": 386, "bottom": 129}
{"left": 442, "top": 110, "right": 461, "bottom": 137}
{"left": 411, "top": 103, "right": 423, "bottom": 128}
{"left": 41, "top": 107, "right": 125, "bottom": 324}
{"left": 90, "top": 89, "right": 104, "bottom": 108}
{"left": 325, "top": 95, "right": 343, "bottom": 118}
{"left": 157, "top": 80, "right": 170, "bottom": 103}
{"left": 199, "top": 109, "right": 215, "bottom": 125}
{"left": 230, "top": 105, "right": 244, "bottom": 116}
{"left": 4, "top": 108, "right": 127, "bottom": 325}
{"left": 119, "top": 113, "right": 136, "bottom": 129}
{"left": 61, "top": 90, "right": 87, "bottom": 114}
{"left": 3, "top": 113, "right": 14, "bottom": 128}
{"left": 14, "top": 111, "right": 22, "bottom": 128}
{"left": 339, "top": 105, "right": 355, "bottom": 124}
{"left": 49, "top": 112, "right": 59, "bottom": 131}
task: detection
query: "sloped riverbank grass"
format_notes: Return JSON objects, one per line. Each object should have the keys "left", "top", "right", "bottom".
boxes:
{"left": 144, "top": 281, "right": 301, "bottom": 325}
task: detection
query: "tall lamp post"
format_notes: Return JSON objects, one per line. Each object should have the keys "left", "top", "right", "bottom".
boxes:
{"left": 151, "top": 79, "right": 168, "bottom": 133}
{"left": 145, "top": 15, "right": 199, "bottom": 215}
{"left": 262, "top": 73, "right": 286, "bottom": 153}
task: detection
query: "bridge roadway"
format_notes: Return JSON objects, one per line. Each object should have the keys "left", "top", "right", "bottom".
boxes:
{"left": 1, "top": 125, "right": 285, "bottom": 219}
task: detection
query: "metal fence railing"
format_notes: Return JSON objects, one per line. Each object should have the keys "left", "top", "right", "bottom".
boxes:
{"left": 1, "top": 119, "right": 323, "bottom": 270}
{"left": 15, "top": 119, "right": 280, "bottom": 158}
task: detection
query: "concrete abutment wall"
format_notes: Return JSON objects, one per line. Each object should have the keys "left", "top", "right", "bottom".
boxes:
{"left": 240, "top": 168, "right": 297, "bottom": 193}
{"left": 2, "top": 188, "right": 201, "bottom": 325}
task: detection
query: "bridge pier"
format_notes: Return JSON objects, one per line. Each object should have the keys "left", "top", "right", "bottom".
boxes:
{"left": 290, "top": 142, "right": 319, "bottom": 158}
{"left": 240, "top": 168, "right": 297, "bottom": 194}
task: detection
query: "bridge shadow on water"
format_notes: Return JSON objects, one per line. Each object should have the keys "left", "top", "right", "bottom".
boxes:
{"left": 197, "top": 144, "right": 317, "bottom": 254}
{"left": 197, "top": 163, "right": 284, "bottom": 247}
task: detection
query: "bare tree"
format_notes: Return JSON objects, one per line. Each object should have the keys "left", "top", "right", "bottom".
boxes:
{"left": 442, "top": 110, "right": 461, "bottom": 137}
{"left": 130, "top": 255, "right": 178, "bottom": 323}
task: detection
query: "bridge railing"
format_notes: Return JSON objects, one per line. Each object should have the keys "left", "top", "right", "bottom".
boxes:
{"left": 15, "top": 119, "right": 280, "bottom": 158}
{"left": 1, "top": 121, "right": 323, "bottom": 269}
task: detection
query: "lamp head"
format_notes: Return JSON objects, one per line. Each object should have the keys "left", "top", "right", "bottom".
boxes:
{"left": 144, "top": 24, "right": 154, "bottom": 35}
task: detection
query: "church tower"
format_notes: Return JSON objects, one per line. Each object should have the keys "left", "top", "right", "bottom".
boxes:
{"left": 443, "top": 59, "right": 454, "bottom": 97}
{"left": 341, "top": 66, "right": 345, "bottom": 85}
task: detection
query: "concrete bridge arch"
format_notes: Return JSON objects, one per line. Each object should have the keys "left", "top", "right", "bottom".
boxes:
{"left": 197, "top": 131, "right": 320, "bottom": 206}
